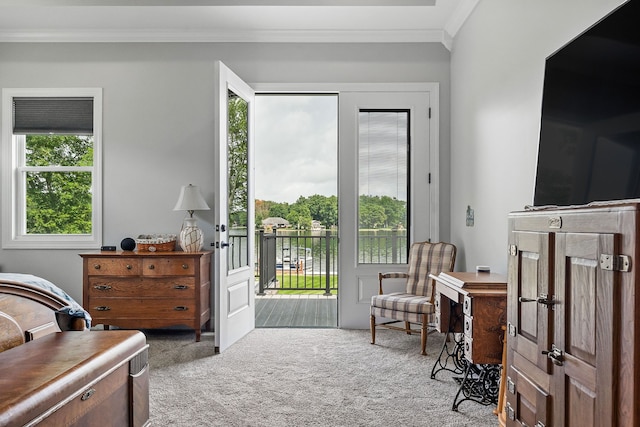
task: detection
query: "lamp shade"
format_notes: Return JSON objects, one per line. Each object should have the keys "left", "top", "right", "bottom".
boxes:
{"left": 173, "top": 184, "right": 210, "bottom": 213}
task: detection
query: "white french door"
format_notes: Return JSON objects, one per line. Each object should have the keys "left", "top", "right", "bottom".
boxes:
{"left": 213, "top": 61, "right": 256, "bottom": 352}
{"left": 338, "top": 89, "right": 436, "bottom": 329}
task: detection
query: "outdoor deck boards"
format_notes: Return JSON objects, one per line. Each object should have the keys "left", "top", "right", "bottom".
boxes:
{"left": 255, "top": 295, "right": 337, "bottom": 328}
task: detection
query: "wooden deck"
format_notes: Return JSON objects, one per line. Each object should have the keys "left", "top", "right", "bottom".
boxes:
{"left": 255, "top": 294, "right": 338, "bottom": 328}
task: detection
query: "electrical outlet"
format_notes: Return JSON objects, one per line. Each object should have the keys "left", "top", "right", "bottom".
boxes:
{"left": 466, "top": 205, "right": 474, "bottom": 227}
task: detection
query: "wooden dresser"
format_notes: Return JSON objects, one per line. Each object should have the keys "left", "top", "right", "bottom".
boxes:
{"left": 506, "top": 202, "right": 640, "bottom": 426}
{"left": 80, "top": 250, "right": 212, "bottom": 341}
{"left": 0, "top": 330, "right": 149, "bottom": 427}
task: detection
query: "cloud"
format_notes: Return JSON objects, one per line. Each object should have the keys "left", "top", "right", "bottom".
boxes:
{"left": 255, "top": 94, "right": 337, "bottom": 204}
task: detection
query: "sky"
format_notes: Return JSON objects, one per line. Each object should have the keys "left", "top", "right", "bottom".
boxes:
{"left": 254, "top": 94, "right": 408, "bottom": 205}
{"left": 255, "top": 94, "right": 338, "bottom": 204}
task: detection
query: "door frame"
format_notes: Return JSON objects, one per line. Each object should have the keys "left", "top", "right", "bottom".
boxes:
{"left": 251, "top": 82, "right": 440, "bottom": 328}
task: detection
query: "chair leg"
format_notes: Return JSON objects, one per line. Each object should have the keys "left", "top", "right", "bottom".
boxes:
{"left": 405, "top": 321, "right": 411, "bottom": 335}
{"left": 370, "top": 315, "right": 376, "bottom": 344}
{"left": 420, "top": 314, "right": 428, "bottom": 355}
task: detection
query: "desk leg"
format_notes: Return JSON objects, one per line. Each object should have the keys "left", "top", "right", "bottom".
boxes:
{"left": 430, "top": 300, "right": 466, "bottom": 379}
{"left": 451, "top": 363, "right": 501, "bottom": 411}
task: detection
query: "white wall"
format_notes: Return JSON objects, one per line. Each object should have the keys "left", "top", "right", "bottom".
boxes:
{"left": 450, "top": 0, "right": 626, "bottom": 273}
{"left": 0, "top": 42, "right": 450, "bottom": 302}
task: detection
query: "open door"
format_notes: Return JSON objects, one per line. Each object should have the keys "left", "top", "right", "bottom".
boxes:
{"left": 213, "top": 61, "right": 256, "bottom": 352}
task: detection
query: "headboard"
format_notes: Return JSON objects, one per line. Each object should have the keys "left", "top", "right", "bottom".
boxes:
{"left": 0, "top": 280, "right": 86, "bottom": 353}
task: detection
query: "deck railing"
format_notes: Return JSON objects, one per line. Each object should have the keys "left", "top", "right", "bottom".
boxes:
{"left": 251, "top": 229, "right": 408, "bottom": 295}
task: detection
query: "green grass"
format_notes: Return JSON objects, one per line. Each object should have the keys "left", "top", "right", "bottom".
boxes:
{"left": 271, "top": 273, "right": 338, "bottom": 295}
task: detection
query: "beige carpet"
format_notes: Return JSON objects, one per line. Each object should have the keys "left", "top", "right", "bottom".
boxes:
{"left": 146, "top": 328, "right": 498, "bottom": 427}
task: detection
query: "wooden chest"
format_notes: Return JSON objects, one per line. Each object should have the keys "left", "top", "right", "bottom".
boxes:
{"left": 0, "top": 331, "right": 149, "bottom": 427}
{"left": 80, "top": 251, "right": 212, "bottom": 341}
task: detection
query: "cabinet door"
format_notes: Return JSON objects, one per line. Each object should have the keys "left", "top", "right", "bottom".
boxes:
{"left": 552, "top": 232, "right": 616, "bottom": 426}
{"left": 507, "top": 230, "right": 553, "bottom": 425}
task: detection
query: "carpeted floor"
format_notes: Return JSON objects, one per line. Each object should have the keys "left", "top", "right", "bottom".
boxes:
{"left": 146, "top": 328, "right": 498, "bottom": 427}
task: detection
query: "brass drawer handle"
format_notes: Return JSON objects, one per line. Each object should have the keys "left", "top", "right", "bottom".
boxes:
{"left": 81, "top": 388, "right": 96, "bottom": 401}
{"left": 174, "top": 285, "right": 188, "bottom": 290}
{"left": 126, "top": 264, "right": 132, "bottom": 270}
{"left": 94, "top": 306, "right": 111, "bottom": 311}
{"left": 148, "top": 264, "right": 155, "bottom": 270}
{"left": 182, "top": 264, "right": 189, "bottom": 270}
{"left": 93, "top": 264, "right": 101, "bottom": 270}
{"left": 174, "top": 306, "right": 189, "bottom": 311}
{"left": 94, "top": 285, "right": 112, "bottom": 291}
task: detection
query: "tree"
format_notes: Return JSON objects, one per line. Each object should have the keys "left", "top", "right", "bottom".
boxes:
{"left": 25, "top": 134, "right": 93, "bottom": 234}
{"left": 358, "top": 198, "right": 387, "bottom": 229}
{"left": 287, "top": 202, "right": 312, "bottom": 230}
{"left": 305, "top": 194, "right": 338, "bottom": 227}
{"left": 228, "top": 94, "right": 249, "bottom": 227}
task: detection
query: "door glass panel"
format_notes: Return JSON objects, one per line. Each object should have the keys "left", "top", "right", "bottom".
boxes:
{"left": 358, "top": 110, "right": 409, "bottom": 264}
{"left": 228, "top": 89, "right": 249, "bottom": 270}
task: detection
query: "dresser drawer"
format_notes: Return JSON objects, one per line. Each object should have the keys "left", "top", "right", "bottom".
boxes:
{"left": 86, "top": 258, "right": 140, "bottom": 276}
{"left": 464, "top": 315, "right": 473, "bottom": 338}
{"left": 142, "top": 257, "right": 194, "bottom": 276}
{"left": 463, "top": 295, "right": 472, "bottom": 316}
{"left": 88, "top": 277, "right": 196, "bottom": 298}
{"left": 464, "top": 335, "right": 474, "bottom": 363}
{"left": 90, "top": 298, "right": 196, "bottom": 319}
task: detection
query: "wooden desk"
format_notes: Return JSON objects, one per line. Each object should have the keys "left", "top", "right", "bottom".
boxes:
{"left": 433, "top": 272, "right": 507, "bottom": 364}
{"left": 430, "top": 271, "right": 507, "bottom": 411}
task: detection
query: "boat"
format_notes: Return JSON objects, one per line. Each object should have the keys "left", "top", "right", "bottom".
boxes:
{"left": 276, "top": 247, "right": 313, "bottom": 271}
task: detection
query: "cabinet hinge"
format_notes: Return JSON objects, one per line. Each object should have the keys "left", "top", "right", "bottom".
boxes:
{"left": 600, "top": 254, "right": 631, "bottom": 272}
{"left": 507, "top": 321, "right": 517, "bottom": 337}
{"left": 428, "top": 107, "right": 431, "bottom": 119}
{"left": 505, "top": 402, "right": 515, "bottom": 421}
{"left": 507, "top": 377, "right": 515, "bottom": 394}
{"left": 428, "top": 173, "right": 431, "bottom": 184}
{"left": 509, "top": 244, "right": 517, "bottom": 256}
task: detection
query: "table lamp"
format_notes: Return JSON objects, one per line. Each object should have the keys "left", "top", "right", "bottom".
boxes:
{"left": 173, "top": 184, "right": 210, "bottom": 252}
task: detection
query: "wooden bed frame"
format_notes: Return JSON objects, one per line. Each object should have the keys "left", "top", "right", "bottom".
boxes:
{"left": 0, "top": 279, "right": 86, "bottom": 352}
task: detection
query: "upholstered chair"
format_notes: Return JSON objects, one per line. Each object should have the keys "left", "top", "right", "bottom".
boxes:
{"left": 370, "top": 241, "right": 456, "bottom": 355}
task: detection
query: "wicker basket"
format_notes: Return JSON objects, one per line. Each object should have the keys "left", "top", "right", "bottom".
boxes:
{"left": 136, "top": 234, "right": 177, "bottom": 252}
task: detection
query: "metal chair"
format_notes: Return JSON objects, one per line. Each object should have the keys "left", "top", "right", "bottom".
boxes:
{"left": 370, "top": 241, "right": 457, "bottom": 355}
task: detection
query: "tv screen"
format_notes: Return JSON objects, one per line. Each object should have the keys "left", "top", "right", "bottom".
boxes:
{"left": 533, "top": 0, "right": 640, "bottom": 206}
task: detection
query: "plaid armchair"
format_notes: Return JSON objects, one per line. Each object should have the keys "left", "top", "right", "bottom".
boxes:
{"left": 370, "top": 241, "right": 456, "bottom": 355}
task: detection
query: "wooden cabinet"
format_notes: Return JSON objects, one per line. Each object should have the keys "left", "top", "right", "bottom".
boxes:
{"left": 80, "top": 251, "right": 212, "bottom": 341}
{"left": 506, "top": 202, "right": 640, "bottom": 426}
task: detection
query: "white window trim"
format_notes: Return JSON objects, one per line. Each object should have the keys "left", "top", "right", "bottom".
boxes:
{"left": 2, "top": 88, "right": 103, "bottom": 249}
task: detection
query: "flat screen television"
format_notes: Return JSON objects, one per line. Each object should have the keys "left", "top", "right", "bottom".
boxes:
{"left": 533, "top": 0, "right": 640, "bottom": 206}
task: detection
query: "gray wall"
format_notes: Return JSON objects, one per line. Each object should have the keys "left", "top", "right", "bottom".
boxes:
{"left": 449, "top": 0, "right": 626, "bottom": 273}
{"left": 0, "top": 42, "right": 450, "bottom": 302}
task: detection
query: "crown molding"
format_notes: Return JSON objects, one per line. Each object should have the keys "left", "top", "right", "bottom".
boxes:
{"left": 0, "top": 28, "right": 449, "bottom": 45}
{"left": 443, "top": 0, "right": 480, "bottom": 48}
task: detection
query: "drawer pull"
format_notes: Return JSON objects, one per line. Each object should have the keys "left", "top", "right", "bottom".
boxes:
{"left": 93, "top": 264, "right": 101, "bottom": 270}
{"left": 81, "top": 388, "right": 96, "bottom": 401}
{"left": 174, "top": 306, "right": 189, "bottom": 311}
{"left": 126, "top": 264, "right": 132, "bottom": 270}
{"left": 94, "top": 306, "right": 111, "bottom": 311}
{"left": 174, "top": 285, "right": 188, "bottom": 290}
{"left": 182, "top": 264, "right": 189, "bottom": 270}
{"left": 148, "top": 264, "right": 155, "bottom": 270}
{"left": 94, "top": 285, "right": 112, "bottom": 291}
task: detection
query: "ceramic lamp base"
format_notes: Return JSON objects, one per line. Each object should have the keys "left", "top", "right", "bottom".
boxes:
{"left": 179, "top": 218, "right": 204, "bottom": 252}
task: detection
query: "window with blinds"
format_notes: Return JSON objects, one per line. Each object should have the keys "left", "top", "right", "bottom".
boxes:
{"left": 2, "top": 88, "right": 102, "bottom": 249}
{"left": 358, "top": 110, "right": 409, "bottom": 264}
